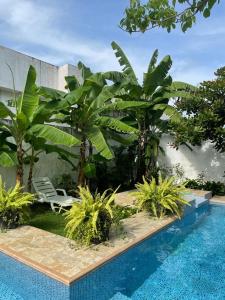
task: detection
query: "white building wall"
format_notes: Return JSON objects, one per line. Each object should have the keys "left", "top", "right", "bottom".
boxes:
{"left": 159, "top": 136, "right": 225, "bottom": 182}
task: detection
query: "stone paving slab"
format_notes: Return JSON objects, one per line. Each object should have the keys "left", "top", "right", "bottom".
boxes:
{"left": 210, "top": 196, "right": 225, "bottom": 204}
{"left": 0, "top": 213, "right": 175, "bottom": 285}
{"left": 115, "top": 189, "right": 212, "bottom": 208}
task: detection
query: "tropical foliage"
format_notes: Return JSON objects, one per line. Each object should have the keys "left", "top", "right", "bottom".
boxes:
{"left": 0, "top": 176, "right": 34, "bottom": 229}
{"left": 64, "top": 186, "right": 118, "bottom": 245}
{"left": 120, "top": 0, "right": 219, "bottom": 33}
{"left": 173, "top": 66, "right": 225, "bottom": 153}
{"left": 111, "top": 41, "right": 193, "bottom": 182}
{"left": 133, "top": 176, "right": 188, "bottom": 218}
{"left": 54, "top": 61, "right": 149, "bottom": 186}
{"left": 0, "top": 66, "right": 80, "bottom": 188}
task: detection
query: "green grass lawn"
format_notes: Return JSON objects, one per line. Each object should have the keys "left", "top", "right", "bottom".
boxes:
{"left": 28, "top": 204, "right": 66, "bottom": 237}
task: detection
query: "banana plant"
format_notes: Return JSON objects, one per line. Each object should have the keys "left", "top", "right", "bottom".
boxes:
{"left": 55, "top": 62, "right": 151, "bottom": 186}
{"left": 0, "top": 66, "right": 80, "bottom": 186}
{"left": 111, "top": 41, "right": 194, "bottom": 182}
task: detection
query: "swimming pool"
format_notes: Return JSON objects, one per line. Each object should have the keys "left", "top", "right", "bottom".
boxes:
{"left": 71, "top": 203, "right": 225, "bottom": 300}
{"left": 0, "top": 203, "right": 224, "bottom": 299}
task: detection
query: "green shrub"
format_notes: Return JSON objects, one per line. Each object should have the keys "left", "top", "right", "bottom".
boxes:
{"left": 133, "top": 176, "right": 188, "bottom": 218}
{"left": 0, "top": 177, "right": 34, "bottom": 230}
{"left": 64, "top": 186, "right": 118, "bottom": 245}
{"left": 185, "top": 179, "right": 225, "bottom": 196}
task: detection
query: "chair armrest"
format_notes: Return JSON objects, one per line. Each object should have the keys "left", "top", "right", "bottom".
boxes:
{"left": 36, "top": 192, "right": 47, "bottom": 203}
{"left": 56, "top": 189, "right": 67, "bottom": 196}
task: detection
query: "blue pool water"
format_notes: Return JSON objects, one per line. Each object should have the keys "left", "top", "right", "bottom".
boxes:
{"left": 0, "top": 203, "right": 225, "bottom": 299}
{"left": 72, "top": 204, "right": 225, "bottom": 300}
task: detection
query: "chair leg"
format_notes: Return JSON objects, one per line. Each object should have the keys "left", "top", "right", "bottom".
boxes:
{"left": 50, "top": 202, "right": 56, "bottom": 212}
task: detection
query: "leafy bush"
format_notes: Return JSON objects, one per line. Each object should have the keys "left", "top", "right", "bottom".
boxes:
{"left": 53, "top": 173, "right": 77, "bottom": 197}
{"left": 133, "top": 176, "right": 188, "bottom": 218}
{"left": 64, "top": 186, "right": 118, "bottom": 245}
{"left": 113, "top": 205, "right": 137, "bottom": 221}
{"left": 90, "top": 145, "right": 136, "bottom": 193}
{"left": 0, "top": 178, "right": 34, "bottom": 230}
{"left": 186, "top": 179, "right": 225, "bottom": 196}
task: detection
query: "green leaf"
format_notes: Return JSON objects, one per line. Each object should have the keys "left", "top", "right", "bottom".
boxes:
{"left": 28, "top": 124, "right": 80, "bottom": 146}
{"left": 144, "top": 55, "right": 172, "bottom": 95}
{"left": 96, "top": 116, "right": 139, "bottom": 134}
{"left": 111, "top": 41, "right": 138, "bottom": 83}
{"left": 38, "top": 86, "right": 66, "bottom": 99}
{"left": 203, "top": 8, "right": 210, "bottom": 18}
{"left": 65, "top": 76, "right": 80, "bottom": 91}
{"left": 0, "top": 151, "right": 17, "bottom": 167}
{"left": 83, "top": 162, "right": 96, "bottom": 178}
{"left": 86, "top": 126, "right": 113, "bottom": 159}
{"left": 0, "top": 102, "right": 14, "bottom": 118}
{"left": 104, "top": 100, "right": 151, "bottom": 111}
{"left": 20, "top": 65, "right": 39, "bottom": 121}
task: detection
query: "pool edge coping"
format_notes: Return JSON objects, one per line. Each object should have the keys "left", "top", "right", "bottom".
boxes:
{"left": 0, "top": 216, "right": 176, "bottom": 286}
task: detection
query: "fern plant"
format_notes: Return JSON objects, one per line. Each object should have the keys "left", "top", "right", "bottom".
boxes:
{"left": 64, "top": 186, "right": 118, "bottom": 245}
{"left": 0, "top": 177, "right": 34, "bottom": 230}
{"left": 133, "top": 176, "right": 188, "bottom": 218}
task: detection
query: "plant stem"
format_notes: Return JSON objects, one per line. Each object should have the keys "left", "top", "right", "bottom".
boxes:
{"left": 77, "top": 136, "right": 86, "bottom": 186}
{"left": 27, "top": 147, "right": 35, "bottom": 192}
{"left": 16, "top": 142, "right": 24, "bottom": 186}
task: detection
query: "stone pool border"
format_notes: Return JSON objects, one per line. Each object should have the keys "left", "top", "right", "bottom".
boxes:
{"left": 0, "top": 191, "right": 221, "bottom": 287}
{"left": 0, "top": 216, "right": 176, "bottom": 286}
{"left": 68, "top": 216, "right": 176, "bottom": 284}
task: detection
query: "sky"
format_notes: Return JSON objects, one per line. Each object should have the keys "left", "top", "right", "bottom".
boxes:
{"left": 0, "top": 0, "right": 225, "bottom": 85}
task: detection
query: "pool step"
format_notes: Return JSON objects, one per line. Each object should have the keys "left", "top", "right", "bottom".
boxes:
{"left": 110, "top": 292, "right": 131, "bottom": 300}
{"left": 194, "top": 196, "right": 209, "bottom": 208}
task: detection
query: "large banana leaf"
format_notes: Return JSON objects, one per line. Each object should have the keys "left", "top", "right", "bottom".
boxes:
{"left": 96, "top": 116, "right": 139, "bottom": 134}
{"left": 103, "top": 100, "right": 151, "bottom": 111}
{"left": 77, "top": 61, "right": 92, "bottom": 80}
{"left": 38, "top": 86, "right": 66, "bottom": 99}
{"left": 111, "top": 41, "right": 138, "bottom": 83}
{"left": 28, "top": 124, "right": 80, "bottom": 146}
{"left": 153, "top": 104, "right": 181, "bottom": 123}
{"left": 19, "top": 66, "right": 39, "bottom": 122}
{"left": 86, "top": 126, "right": 113, "bottom": 159}
{"left": 0, "top": 150, "right": 17, "bottom": 167}
{"left": 0, "top": 102, "right": 14, "bottom": 118}
{"left": 146, "top": 49, "right": 159, "bottom": 75}
{"left": 65, "top": 76, "right": 80, "bottom": 91}
{"left": 102, "top": 71, "right": 125, "bottom": 83}
{"left": 143, "top": 55, "right": 172, "bottom": 95}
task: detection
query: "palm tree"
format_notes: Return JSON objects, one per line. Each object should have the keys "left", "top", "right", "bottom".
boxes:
{"left": 0, "top": 66, "right": 80, "bottom": 186}
{"left": 111, "top": 42, "right": 192, "bottom": 182}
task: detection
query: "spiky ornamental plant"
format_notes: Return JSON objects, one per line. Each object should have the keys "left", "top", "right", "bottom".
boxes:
{"left": 0, "top": 176, "right": 34, "bottom": 229}
{"left": 133, "top": 176, "right": 188, "bottom": 218}
{"left": 64, "top": 185, "right": 118, "bottom": 245}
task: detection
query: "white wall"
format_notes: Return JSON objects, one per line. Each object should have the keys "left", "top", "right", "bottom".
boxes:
{"left": 159, "top": 135, "right": 225, "bottom": 182}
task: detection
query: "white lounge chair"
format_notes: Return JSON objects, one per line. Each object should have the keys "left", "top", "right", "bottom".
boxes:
{"left": 32, "top": 177, "right": 80, "bottom": 212}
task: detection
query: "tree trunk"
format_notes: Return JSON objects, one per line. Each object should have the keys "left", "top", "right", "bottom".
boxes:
{"left": 77, "top": 137, "right": 86, "bottom": 187}
{"left": 135, "top": 127, "right": 147, "bottom": 183}
{"left": 27, "top": 148, "right": 35, "bottom": 192}
{"left": 16, "top": 143, "right": 24, "bottom": 186}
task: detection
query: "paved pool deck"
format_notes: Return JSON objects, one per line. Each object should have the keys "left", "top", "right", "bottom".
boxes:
{"left": 0, "top": 213, "right": 175, "bottom": 285}
{"left": 0, "top": 189, "right": 223, "bottom": 286}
